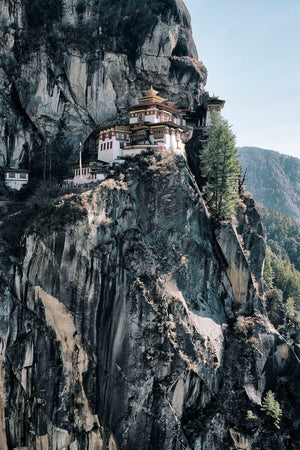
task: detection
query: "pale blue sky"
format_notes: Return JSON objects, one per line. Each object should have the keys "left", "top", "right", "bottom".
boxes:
{"left": 185, "top": 0, "right": 300, "bottom": 158}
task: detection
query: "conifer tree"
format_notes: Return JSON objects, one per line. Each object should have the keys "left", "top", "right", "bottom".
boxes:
{"left": 201, "top": 110, "right": 240, "bottom": 222}
{"left": 261, "top": 390, "right": 282, "bottom": 429}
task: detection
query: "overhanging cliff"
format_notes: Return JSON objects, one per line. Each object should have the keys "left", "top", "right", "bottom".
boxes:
{"left": 0, "top": 1, "right": 300, "bottom": 448}
{"left": 0, "top": 0, "right": 206, "bottom": 172}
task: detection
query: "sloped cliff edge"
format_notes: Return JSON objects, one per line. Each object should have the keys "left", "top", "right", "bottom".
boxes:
{"left": 1, "top": 153, "right": 299, "bottom": 449}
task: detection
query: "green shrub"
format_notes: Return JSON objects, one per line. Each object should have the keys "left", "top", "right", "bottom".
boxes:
{"left": 246, "top": 410, "right": 255, "bottom": 420}
{"left": 261, "top": 390, "right": 282, "bottom": 429}
{"left": 286, "top": 297, "right": 296, "bottom": 318}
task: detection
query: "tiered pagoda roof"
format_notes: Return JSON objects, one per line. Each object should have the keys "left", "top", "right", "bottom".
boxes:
{"left": 124, "top": 87, "right": 185, "bottom": 115}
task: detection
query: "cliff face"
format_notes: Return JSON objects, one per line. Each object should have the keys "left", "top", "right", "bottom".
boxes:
{"left": 1, "top": 1, "right": 300, "bottom": 449}
{"left": 1, "top": 153, "right": 299, "bottom": 449}
{"left": 0, "top": 0, "right": 206, "bottom": 170}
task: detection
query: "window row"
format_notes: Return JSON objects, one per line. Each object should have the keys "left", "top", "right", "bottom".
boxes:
{"left": 116, "top": 133, "right": 130, "bottom": 141}
{"left": 153, "top": 129, "right": 164, "bottom": 138}
{"left": 6, "top": 173, "right": 28, "bottom": 179}
{"left": 100, "top": 141, "right": 113, "bottom": 151}
{"left": 160, "top": 114, "right": 171, "bottom": 122}
{"left": 75, "top": 168, "right": 90, "bottom": 176}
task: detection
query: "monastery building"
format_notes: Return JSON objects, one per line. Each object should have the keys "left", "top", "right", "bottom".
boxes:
{"left": 74, "top": 88, "right": 225, "bottom": 184}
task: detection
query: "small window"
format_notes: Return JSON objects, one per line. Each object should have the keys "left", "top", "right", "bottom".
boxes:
{"left": 20, "top": 173, "right": 27, "bottom": 179}
{"left": 110, "top": 141, "right": 112, "bottom": 149}
{"left": 104, "top": 143, "right": 106, "bottom": 150}
{"left": 101, "top": 144, "right": 103, "bottom": 150}
{"left": 8, "top": 173, "right": 15, "bottom": 179}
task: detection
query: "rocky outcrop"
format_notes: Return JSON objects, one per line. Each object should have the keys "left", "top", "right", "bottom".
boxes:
{"left": 0, "top": 0, "right": 207, "bottom": 172}
{"left": 1, "top": 153, "right": 299, "bottom": 449}
{"left": 1, "top": 1, "right": 299, "bottom": 448}
{"left": 215, "top": 192, "right": 266, "bottom": 308}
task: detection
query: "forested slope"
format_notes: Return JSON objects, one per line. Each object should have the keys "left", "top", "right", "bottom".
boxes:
{"left": 261, "top": 208, "right": 300, "bottom": 326}
{"left": 239, "top": 147, "right": 300, "bottom": 223}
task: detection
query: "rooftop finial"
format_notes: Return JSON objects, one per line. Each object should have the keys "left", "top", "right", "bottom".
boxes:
{"left": 139, "top": 86, "right": 167, "bottom": 104}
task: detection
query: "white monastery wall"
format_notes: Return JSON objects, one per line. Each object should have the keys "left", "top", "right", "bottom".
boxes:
{"left": 5, "top": 172, "right": 28, "bottom": 190}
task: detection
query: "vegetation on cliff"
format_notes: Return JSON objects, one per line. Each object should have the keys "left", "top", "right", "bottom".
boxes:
{"left": 261, "top": 390, "right": 282, "bottom": 429}
{"left": 187, "top": 111, "right": 241, "bottom": 223}
{"left": 262, "top": 208, "right": 300, "bottom": 327}
{"left": 261, "top": 208, "right": 300, "bottom": 271}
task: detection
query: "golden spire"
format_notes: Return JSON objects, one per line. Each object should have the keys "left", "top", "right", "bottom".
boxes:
{"left": 139, "top": 86, "right": 167, "bottom": 104}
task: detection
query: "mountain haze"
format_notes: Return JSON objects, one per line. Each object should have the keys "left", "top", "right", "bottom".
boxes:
{"left": 239, "top": 147, "right": 300, "bottom": 222}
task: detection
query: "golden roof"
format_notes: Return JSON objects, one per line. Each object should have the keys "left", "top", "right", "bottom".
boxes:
{"left": 139, "top": 86, "right": 167, "bottom": 104}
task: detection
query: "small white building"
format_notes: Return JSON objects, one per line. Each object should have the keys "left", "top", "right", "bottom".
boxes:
{"left": 3, "top": 168, "right": 29, "bottom": 190}
{"left": 203, "top": 96, "right": 225, "bottom": 126}
{"left": 97, "top": 125, "right": 131, "bottom": 163}
{"left": 73, "top": 161, "right": 106, "bottom": 185}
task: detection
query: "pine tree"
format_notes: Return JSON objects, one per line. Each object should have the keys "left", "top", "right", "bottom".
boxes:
{"left": 263, "top": 258, "right": 274, "bottom": 289}
{"left": 261, "top": 390, "right": 282, "bottom": 429}
{"left": 201, "top": 110, "right": 240, "bottom": 222}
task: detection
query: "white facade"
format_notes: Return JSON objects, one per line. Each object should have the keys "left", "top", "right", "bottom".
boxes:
{"left": 206, "top": 107, "right": 221, "bottom": 126}
{"left": 97, "top": 128, "right": 130, "bottom": 163}
{"left": 123, "top": 145, "right": 165, "bottom": 157}
{"left": 149, "top": 126, "right": 185, "bottom": 153}
{"left": 163, "top": 129, "right": 185, "bottom": 154}
{"left": 4, "top": 170, "right": 29, "bottom": 190}
{"left": 93, "top": 88, "right": 188, "bottom": 164}
{"left": 129, "top": 108, "right": 186, "bottom": 127}
{"left": 203, "top": 97, "right": 225, "bottom": 127}
{"left": 74, "top": 165, "right": 105, "bottom": 185}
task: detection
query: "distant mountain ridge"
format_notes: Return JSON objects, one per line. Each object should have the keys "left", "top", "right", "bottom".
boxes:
{"left": 239, "top": 147, "right": 300, "bottom": 223}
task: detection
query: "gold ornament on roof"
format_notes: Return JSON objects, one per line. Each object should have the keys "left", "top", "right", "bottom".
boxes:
{"left": 139, "top": 86, "right": 167, "bottom": 104}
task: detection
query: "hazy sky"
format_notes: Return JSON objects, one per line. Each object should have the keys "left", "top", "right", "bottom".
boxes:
{"left": 184, "top": 0, "right": 300, "bottom": 158}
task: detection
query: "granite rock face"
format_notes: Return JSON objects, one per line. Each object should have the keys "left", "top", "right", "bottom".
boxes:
{"left": 1, "top": 153, "right": 299, "bottom": 449}
{"left": 0, "top": 0, "right": 207, "bottom": 170}
{"left": 1, "top": 1, "right": 300, "bottom": 449}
